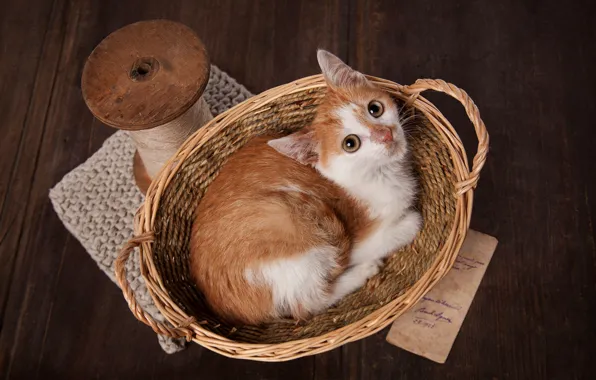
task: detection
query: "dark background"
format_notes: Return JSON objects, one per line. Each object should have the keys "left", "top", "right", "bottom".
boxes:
{"left": 1, "top": 0, "right": 595, "bottom": 379}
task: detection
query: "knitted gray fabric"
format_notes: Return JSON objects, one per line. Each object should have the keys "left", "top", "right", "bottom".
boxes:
{"left": 49, "top": 65, "right": 253, "bottom": 353}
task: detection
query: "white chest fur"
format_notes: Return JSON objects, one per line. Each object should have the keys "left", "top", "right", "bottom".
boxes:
{"left": 319, "top": 158, "right": 416, "bottom": 219}
{"left": 318, "top": 158, "right": 420, "bottom": 266}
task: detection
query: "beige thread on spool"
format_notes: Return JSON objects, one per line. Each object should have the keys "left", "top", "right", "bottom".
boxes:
{"left": 130, "top": 97, "right": 212, "bottom": 178}
{"left": 81, "top": 20, "right": 212, "bottom": 194}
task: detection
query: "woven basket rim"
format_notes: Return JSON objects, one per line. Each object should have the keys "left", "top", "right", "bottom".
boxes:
{"left": 115, "top": 74, "right": 488, "bottom": 361}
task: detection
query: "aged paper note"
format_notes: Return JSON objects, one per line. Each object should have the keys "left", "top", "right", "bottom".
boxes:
{"left": 386, "top": 230, "right": 498, "bottom": 363}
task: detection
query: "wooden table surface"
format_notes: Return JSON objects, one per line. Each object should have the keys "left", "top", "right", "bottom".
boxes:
{"left": 1, "top": 0, "right": 594, "bottom": 378}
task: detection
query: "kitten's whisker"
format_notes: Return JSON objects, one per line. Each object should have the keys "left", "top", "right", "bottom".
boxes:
{"left": 399, "top": 112, "right": 422, "bottom": 123}
{"left": 400, "top": 117, "right": 424, "bottom": 133}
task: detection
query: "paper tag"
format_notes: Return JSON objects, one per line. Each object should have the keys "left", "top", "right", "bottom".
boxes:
{"left": 386, "top": 230, "right": 498, "bottom": 363}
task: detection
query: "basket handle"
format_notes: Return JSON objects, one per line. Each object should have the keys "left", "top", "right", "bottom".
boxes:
{"left": 115, "top": 232, "right": 194, "bottom": 341}
{"left": 402, "top": 79, "right": 489, "bottom": 195}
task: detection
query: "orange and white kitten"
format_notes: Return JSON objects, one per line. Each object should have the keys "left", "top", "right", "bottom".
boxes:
{"left": 190, "top": 50, "right": 421, "bottom": 325}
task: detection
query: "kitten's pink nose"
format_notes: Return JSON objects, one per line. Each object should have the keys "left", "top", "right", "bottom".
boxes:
{"left": 371, "top": 127, "right": 393, "bottom": 143}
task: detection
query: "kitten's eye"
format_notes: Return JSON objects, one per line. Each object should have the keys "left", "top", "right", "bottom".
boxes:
{"left": 368, "top": 100, "right": 384, "bottom": 118}
{"left": 342, "top": 134, "right": 361, "bottom": 153}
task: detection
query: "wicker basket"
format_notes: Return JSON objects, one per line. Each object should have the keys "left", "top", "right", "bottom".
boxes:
{"left": 115, "top": 75, "right": 488, "bottom": 361}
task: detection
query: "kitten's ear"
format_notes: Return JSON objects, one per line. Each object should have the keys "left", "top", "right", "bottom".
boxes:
{"left": 268, "top": 130, "right": 318, "bottom": 165}
{"left": 317, "top": 49, "right": 369, "bottom": 89}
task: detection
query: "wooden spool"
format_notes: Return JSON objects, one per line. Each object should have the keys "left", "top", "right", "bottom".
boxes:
{"left": 81, "top": 20, "right": 212, "bottom": 194}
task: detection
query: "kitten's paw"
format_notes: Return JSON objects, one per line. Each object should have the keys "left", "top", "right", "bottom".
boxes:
{"left": 399, "top": 210, "right": 422, "bottom": 246}
{"left": 355, "top": 260, "right": 381, "bottom": 280}
{"left": 328, "top": 260, "right": 383, "bottom": 304}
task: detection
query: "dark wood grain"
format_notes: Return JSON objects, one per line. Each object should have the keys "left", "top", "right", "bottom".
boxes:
{"left": 0, "top": 0, "right": 595, "bottom": 379}
{"left": 0, "top": 3, "right": 72, "bottom": 370}
{"left": 0, "top": 0, "right": 62, "bottom": 328}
